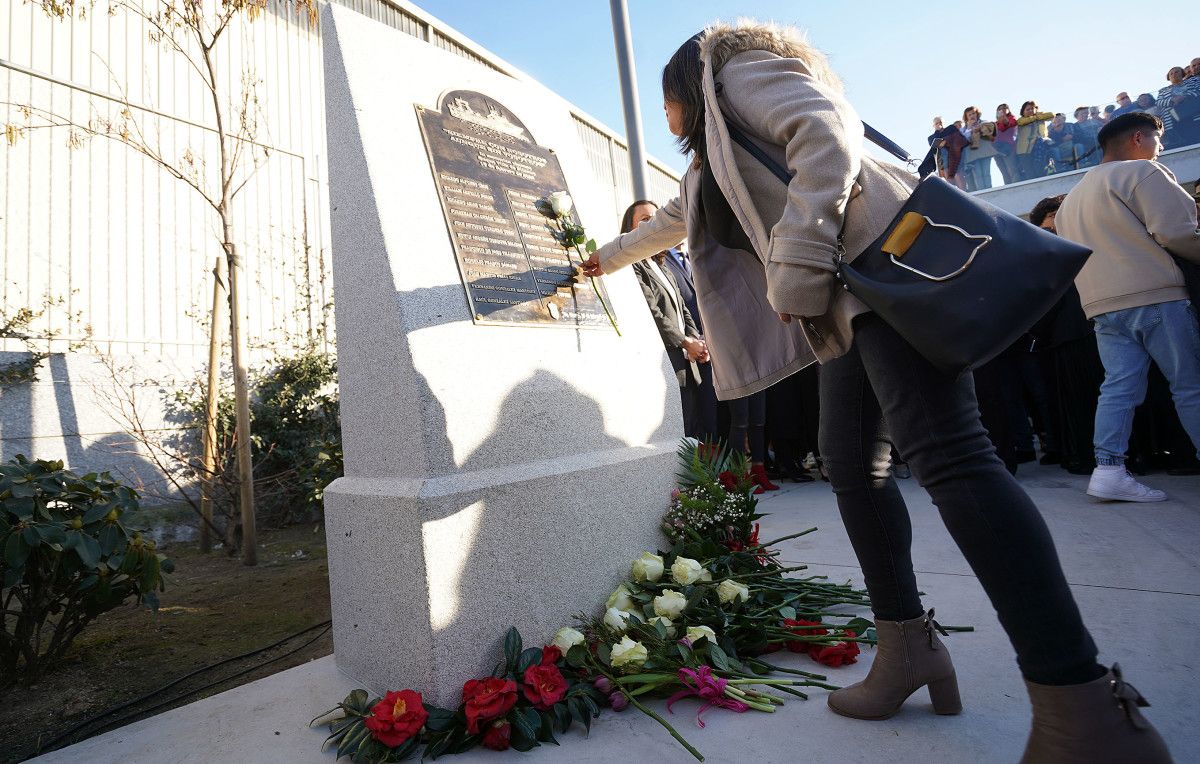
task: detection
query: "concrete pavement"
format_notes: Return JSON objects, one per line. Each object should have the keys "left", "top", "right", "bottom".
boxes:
{"left": 31, "top": 461, "right": 1200, "bottom": 763}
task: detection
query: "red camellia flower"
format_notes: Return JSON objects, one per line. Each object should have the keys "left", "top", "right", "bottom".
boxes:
{"left": 482, "top": 719, "right": 512, "bottom": 751}
{"left": 522, "top": 663, "right": 569, "bottom": 710}
{"left": 363, "top": 689, "right": 428, "bottom": 747}
{"left": 810, "top": 631, "right": 861, "bottom": 667}
{"left": 718, "top": 470, "right": 739, "bottom": 491}
{"left": 783, "top": 618, "right": 828, "bottom": 654}
{"left": 540, "top": 645, "right": 562, "bottom": 666}
{"left": 462, "top": 677, "right": 518, "bottom": 735}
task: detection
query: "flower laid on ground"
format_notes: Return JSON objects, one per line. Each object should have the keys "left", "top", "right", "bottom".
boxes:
{"left": 315, "top": 438, "right": 975, "bottom": 761}
{"left": 534, "top": 191, "right": 620, "bottom": 335}
{"left": 364, "top": 690, "right": 428, "bottom": 747}
{"left": 631, "top": 551, "right": 665, "bottom": 582}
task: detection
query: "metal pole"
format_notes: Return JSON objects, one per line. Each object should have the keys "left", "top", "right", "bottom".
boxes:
{"left": 609, "top": 0, "right": 651, "bottom": 201}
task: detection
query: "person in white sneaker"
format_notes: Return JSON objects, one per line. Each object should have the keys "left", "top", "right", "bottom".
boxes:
{"left": 1056, "top": 112, "right": 1200, "bottom": 502}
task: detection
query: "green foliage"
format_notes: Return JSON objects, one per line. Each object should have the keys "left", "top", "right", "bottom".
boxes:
{"left": 0, "top": 455, "right": 172, "bottom": 685}
{"left": 172, "top": 347, "right": 341, "bottom": 527}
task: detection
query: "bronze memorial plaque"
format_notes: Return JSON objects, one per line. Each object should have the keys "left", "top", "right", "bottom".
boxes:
{"left": 417, "top": 89, "right": 616, "bottom": 329}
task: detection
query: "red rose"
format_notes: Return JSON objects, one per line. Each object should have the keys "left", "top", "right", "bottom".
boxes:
{"left": 364, "top": 689, "right": 428, "bottom": 747}
{"left": 462, "top": 677, "right": 518, "bottom": 735}
{"left": 540, "top": 645, "right": 562, "bottom": 666}
{"left": 783, "top": 618, "right": 827, "bottom": 654}
{"left": 718, "top": 470, "right": 738, "bottom": 491}
{"left": 810, "top": 631, "right": 861, "bottom": 667}
{"left": 522, "top": 663, "right": 568, "bottom": 710}
{"left": 482, "top": 719, "right": 511, "bottom": 751}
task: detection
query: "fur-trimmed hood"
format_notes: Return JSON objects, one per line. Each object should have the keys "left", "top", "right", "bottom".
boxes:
{"left": 698, "top": 19, "right": 843, "bottom": 93}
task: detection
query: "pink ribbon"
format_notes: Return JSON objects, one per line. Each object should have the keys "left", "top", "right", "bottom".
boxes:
{"left": 665, "top": 666, "right": 750, "bottom": 727}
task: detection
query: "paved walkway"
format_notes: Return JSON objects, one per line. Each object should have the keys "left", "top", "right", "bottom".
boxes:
{"left": 33, "top": 462, "right": 1200, "bottom": 763}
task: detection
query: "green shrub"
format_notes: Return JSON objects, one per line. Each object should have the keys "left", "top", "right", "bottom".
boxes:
{"left": 0, "top": 455, "right": 172, "bottom": 685}
{"left": 171, "top": 347, "right": 341, "bottom": 529}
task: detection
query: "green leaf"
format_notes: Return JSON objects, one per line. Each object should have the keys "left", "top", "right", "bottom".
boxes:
{"left": 565, "top": 644, "right": 588, "bottom": 669}
{"left": 536, "top": 710, "right": 558, "bottom": 744}
{"left": 98, "top": 523, "right": 122, "bottom": 555}
{"left": 81, "top": 502, "right": 112, "bottom": 525}
{"left": 69, "top": 531, "right": 100, "bottom": 568}
{"left": 516, "top": 647, "right": 543, "bottom": 676}
{"left": 21, "top": 525, "right": 39, "bottom": 546}
{"left": 585, "top": 239, "right": 598, "bottom": 254}
{"left": 552, "top": 702, "right": 572, "bottom": 734}
{"left": 708, "top": 643, "right": 731, "bottom": 672}
{"left": 510, "top": 709, "right": 540, "bottom": 751}
{"left": 596, "top": 643, "right": 612, "bottom": 666}
{"left": 4, "top": 532, "right": 30, "bottom": 569}
{"left": 779, "top": 606, "right": 797, "bottom": 620}
{"left": 504, "top": 627, "right": 522, "bottom": 673}
{"left": 423, "top": 706, "right": 456, "bottom": 733}
{"left": 9, "top": 482, "right": 38, "bottom": 498}
{"left": 34, "top": 523, "right": 66, "bottom": 545}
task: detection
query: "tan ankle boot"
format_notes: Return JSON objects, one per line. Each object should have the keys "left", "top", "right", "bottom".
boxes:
{"left": 827, "top": 609, "right": 961, "bottom": 720}
{"left": 1020, "top": 664, "right": 1172, "bottom": 763}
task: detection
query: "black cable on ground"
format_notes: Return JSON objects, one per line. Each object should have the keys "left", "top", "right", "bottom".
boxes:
{"left": 38, "top": 619, "right": 332, "bottom": 755}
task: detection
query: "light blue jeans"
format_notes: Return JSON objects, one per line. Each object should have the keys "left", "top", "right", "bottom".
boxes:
{"left": 1093, "top": 299, "right": 1200, "bottom": 465}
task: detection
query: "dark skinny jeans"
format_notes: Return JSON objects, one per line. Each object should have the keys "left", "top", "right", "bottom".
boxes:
{"left": 728, "top": 391, "right": 767, "bottom": 463}
{"left": 818, "top": 314, "right": 1102, "bottom": 686}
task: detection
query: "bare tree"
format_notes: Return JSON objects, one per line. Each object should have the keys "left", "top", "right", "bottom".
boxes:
{"left": 6, "top": 0, "right": 317, "bottom": 564}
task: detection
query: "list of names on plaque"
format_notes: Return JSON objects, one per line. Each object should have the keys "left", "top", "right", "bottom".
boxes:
{"left": 416, "top": 90, "right": 615, "bottom": 328}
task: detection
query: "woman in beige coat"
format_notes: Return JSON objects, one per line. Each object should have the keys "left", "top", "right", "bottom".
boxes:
{"left": 583, "top": 20, "right": 1169, "bottom": 763}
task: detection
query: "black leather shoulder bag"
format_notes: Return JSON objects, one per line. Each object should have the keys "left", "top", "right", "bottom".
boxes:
{"left": 726, "top": 120, "right": 1093, "bottom": 377}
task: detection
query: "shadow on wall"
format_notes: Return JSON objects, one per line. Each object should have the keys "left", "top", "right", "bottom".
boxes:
{"left": 0, "top": 355, "right": 170, "bottom": 500}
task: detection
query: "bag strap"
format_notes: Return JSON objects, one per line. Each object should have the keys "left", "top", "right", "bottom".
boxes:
{"left": 724, "top": 119, "right": 914, "bottom": 183}
{"left": 723, "top": 119, "right": 908, "bottom": 266}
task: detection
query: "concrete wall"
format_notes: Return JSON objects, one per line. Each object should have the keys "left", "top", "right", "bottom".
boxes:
{"left": 0, "top": 0, "right": 681, "bottom": 495}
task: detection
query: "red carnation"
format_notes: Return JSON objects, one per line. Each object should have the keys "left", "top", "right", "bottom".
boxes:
{"left": 540, "top": 645, "right": 562, "bottom": 666}
{"left": 462, "top": 677, "right": 518, "bottom": 735}
{"left": 364, "top": 689, "right": 428, "bottom": 747}
{"left": 482, "top": 719, "right": 511, "bottom": 751}
{"left": 783, "top": 618, "right": 827, "bottom": 654}
{"left": 718, "top": 470, "right": 739, "bottom": 491}
{"left": 810, "top": 631, "right": 861, "bottom": 667}
{"left": 522, "top": 663, "right": 568, "bottom": 710}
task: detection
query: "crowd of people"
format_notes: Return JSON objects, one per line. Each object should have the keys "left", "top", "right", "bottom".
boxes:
{"left": 923, "top": 56, "right": 1200, "bottom": 190}
{"left": 629, "top": 114, "right": 1200, "bottom": 502}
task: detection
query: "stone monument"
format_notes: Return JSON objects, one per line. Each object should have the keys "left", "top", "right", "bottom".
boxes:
{"left": 321, "top": 5, "right": 682, "bottom": 705}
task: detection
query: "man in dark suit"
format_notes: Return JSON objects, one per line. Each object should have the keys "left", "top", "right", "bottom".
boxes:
{"left": 633, "top": 249, "right": 718, "bottom": 441}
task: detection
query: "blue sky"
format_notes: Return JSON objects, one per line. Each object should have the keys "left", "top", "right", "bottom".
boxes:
{"left": 414, "top": 1, "right": 1198, "bottom": 179}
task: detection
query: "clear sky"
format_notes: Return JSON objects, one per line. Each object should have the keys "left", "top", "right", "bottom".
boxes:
{"left": 413, "top": 0, "right": 1198, "bottom": 180}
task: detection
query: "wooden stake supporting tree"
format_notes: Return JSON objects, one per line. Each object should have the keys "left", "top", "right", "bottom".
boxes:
{"left": 6, "top": 0, "right": 318, "bottom": 565}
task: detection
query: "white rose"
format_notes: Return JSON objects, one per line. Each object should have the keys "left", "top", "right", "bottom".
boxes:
{"left": 699, "top": 570, "right": 713, "bottom": 582}
{"left": 653, "top": 589, "right": 688, "bottom": 619}
{"left": 630, "top": 552, "right": 665, "bottom": 583}
{"left": 686, "top": 625, "right": 717, "bottom": 645}
{"left": 610, "top": 636, "right": 648, "bottom": 670}
{"left": 649, "top": 616, "right": 676, "bottom": 637}
{"left": 606, "top": 584, "right": 635, "bottom": 612}
{"left": 671, "top": 557, "right": 705, "bottom": 585}
{"left": 717, "top": 579, "right": 750, "bottom": 604}
{"left": 551, "top": 627, "right": 586, "bottom": 653}
{"left": 547, "top": 191, "right": 573, "bottom": 216}
{"left": 603, "top": 607, "right": 632, "bottom": 632}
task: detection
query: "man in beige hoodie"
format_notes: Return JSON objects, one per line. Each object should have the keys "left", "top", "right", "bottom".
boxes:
{"left": 1056, "top": 111, "right": 1200, "bottom": 502}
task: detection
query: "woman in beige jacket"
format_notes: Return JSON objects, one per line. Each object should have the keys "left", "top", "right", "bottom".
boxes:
{"left": 583, "top": 20, "right": 1169, "bottom": 763}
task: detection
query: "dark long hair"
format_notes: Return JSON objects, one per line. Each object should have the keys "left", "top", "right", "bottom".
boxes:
{"left": 662, "top": 33, "right": 706, "bottom": 162}
{"left": 620, "top": 199, "right": 659, "bottom": 234}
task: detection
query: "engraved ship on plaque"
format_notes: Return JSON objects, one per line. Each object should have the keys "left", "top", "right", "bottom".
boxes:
{"left": 448, "top": 97, "right": 529, "bottom": 142}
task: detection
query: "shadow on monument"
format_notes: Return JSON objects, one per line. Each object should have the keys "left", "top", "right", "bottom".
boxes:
{"left": 417, "top": 362, "right": 672, "bottom": 680}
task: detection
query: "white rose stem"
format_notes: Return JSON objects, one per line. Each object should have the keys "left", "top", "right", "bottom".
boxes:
{"left": 557, "top": 213, "right": 621, "bottom": 337}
